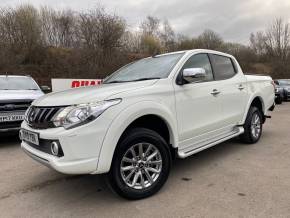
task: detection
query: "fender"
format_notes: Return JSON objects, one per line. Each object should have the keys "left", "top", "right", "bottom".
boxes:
{"left": 240, "top": 93, "right": 265, "bottom": 124}
{"left": 95, "top": 100, "right": 178, "bottom": 174}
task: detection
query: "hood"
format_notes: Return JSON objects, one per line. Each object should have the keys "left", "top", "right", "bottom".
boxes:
{"left": 0, "top": 90, "right": 44, "bottom": 102}
{"left": 33, "top": 80, "right": 157, "bottom": 106}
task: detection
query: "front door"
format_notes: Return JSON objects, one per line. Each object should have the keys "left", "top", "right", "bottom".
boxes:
{"left": 174, "top": 53, "right": 225, "bottom": 149}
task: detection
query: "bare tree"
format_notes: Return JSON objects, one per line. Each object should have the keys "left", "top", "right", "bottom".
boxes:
{"left": 77, "top": 8, "right": 126, "bottom": 75}
{"left": 160, "top": 19, "right": 175, "bottom": 52}
{"left": 264, "top": 18, "right": 290, "bottom": 61}
{"left": 121, "top": 30, "right": 142, "bottom": 53}
{"left": 41, "top": 7, "right": 77, "bottom": 48}
{"left": 250, "top": 31, "right": 267, "bottom": 56}
{"left": 140, "top": 16, "right": 160, "bottom": 37}
{"left": 262, "top": 18, "right": 290, "bottom": 77}
{"left": 196, "top": 29, "right": 223, "bottom": 50}
{"left": 0, "top": 5, "right": 43, "bottom": 64}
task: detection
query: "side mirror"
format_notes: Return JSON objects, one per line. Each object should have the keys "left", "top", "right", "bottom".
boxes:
{"left": 182, "top": 68, "right": 206, "bottom": 83}
{"left": 41, "top": 85, "right": 51, "bottom": 93}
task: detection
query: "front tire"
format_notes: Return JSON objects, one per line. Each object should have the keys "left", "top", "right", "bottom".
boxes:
{"left": 240, "top": 106, "right": 263, "bottom": 144}
{"left": 108, "top": 128, "right": 172, "bottom": 200}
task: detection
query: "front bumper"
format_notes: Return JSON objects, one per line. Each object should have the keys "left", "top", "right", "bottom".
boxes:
{"left": 0, "top": 121, "right": 22, "bottom": 132}
{"left": 0, "top": 127, "right": 20, "bottom": 133}
{"left": 20, "top": 117, "right": 111, "bottom": 175}
{"left": 21, "top": 141, "right": 99, "bottom": 174}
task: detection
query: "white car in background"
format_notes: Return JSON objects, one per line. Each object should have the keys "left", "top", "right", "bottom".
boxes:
{"left": 0, "top": 75, "right": 44, "bottom": 133}
{"left": 20, "top": 49, "right": 275, "bottom": 199}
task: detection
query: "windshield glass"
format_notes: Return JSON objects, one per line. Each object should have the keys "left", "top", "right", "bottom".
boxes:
{"left": 278, "top": 80, "right": 290, "bottom": 86}
{"left": 104, "top": 53, "right": 184, "bottom": 83}
{"left": 0, "top": 77, "right": 39, "bottom": 90}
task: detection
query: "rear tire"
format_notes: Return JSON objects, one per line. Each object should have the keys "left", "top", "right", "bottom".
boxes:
{"left": 108, "top": 128, "right": 172, "bottom": 200}
{"left": 240, "top": 106, "right": 263, "bottom": 144}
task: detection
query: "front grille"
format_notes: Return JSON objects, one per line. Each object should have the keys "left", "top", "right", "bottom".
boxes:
{"left": 26, "top": 106, "right": 64, "bottom": 129}
{"left": 0, "top": 99, "right": 32, "bottom": 112}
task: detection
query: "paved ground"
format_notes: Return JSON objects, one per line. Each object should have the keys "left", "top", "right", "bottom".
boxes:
{"left": 0, "top": 103, "right": 290, "bottom": 218}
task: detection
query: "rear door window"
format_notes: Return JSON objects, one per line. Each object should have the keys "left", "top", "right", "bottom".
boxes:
{"left": 210, "top": 55, "right": 236, "bottom": 80}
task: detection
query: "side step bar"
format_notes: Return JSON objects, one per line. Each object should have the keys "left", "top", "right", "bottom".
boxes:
{"left": 178, "top": 127, "right": 244, "bottom": 158}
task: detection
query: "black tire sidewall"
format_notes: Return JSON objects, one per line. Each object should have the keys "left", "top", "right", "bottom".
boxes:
{"left": 108, "top": 128, "right": 172, "bottom": 200}
{"left": 243, "top": 107, "right": 263, "bottom": 143}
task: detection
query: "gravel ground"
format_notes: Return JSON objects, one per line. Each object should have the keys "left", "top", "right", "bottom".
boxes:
{"left": 0, "top": 103, "right": 290, "bottom": 218}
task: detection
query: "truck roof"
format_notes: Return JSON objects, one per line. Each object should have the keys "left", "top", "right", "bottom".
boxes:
{"left": 156, "top": 49, "right": 234, "bottom": 59}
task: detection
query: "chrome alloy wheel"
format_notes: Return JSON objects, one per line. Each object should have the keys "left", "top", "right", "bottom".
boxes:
{"left": 251, "top": 112, "right": 261, "bottom": 139}
{"left": 120, "top": 143, "right": 163, "bottom": 190}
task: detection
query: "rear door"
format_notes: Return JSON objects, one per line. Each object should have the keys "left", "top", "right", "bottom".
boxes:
{"left": 209, "top": 54, "right": 248, "bottom": 126}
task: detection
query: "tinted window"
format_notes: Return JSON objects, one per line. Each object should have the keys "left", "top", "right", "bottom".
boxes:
{"left": 210, "top": 55, "right": 236, "bottom": 80}
{"left": 181, "top": 54, "right": 213, "bottom": 82}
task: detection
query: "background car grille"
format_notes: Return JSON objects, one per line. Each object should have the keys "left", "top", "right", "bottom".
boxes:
{"left": 26, "top": 106, "right": 64, "bottom": 129}
{"left": 0, "top": 100, "right": 32, "bottom": 112}
{"left": 0, "top": 100, "right": 33, "bottom": 130}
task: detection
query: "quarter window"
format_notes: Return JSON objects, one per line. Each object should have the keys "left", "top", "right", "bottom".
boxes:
{"left": 181, "top": 54, "right": 214, "bottom": 82}
{"left": 210, "top": 55, "right": 236, "bottom": 80}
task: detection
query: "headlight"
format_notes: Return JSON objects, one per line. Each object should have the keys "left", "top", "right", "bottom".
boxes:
{"left": 52, "top": 99, "right": 121, "bottom": 129}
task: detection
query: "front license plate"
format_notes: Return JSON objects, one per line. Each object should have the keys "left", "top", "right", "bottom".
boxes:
{"left": 0, "top": 113, "right": 25, "bottom": 123}
{"left": 21, "top": 129, "right": 39, "bottom": 146}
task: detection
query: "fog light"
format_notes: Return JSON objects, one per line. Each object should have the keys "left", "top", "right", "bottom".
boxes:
{"left": 51, "top": 142, "right": 59, "bottom": 156}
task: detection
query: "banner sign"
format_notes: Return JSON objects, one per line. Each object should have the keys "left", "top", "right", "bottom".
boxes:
{"left": 51, "top": 79, "right": 102, "bottom": 92}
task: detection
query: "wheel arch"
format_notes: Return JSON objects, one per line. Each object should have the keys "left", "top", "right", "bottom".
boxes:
{"left": 96, "top": 101, "right": 178, "bottom": 174}
{"left": 242, "top": 95, "right": 265, "bottom": 124}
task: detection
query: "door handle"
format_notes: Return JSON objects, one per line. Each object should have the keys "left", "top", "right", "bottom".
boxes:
{"left": 211, "top": 89, "right": 221, "bottom": 96}
{"left": 238, "top": 84, "right": 245, "bottom": 90}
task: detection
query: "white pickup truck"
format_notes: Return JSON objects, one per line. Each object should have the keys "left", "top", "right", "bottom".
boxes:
{"left": 20, "top": 49, "right": 275, "bottom": 199}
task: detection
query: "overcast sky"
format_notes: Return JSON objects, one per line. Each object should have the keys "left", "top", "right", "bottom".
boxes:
{"left": 1, "top": 0, "right": 290, "bottom": 44}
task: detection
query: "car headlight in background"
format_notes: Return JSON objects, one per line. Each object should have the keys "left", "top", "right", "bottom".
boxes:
{"left": 52, "top": 99, "right": 121, "bottom": 129}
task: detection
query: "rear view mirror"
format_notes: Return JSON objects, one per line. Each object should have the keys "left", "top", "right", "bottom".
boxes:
{"left": 41, "top": 85, "right": 51, "bottom": 93}
{"left": 182, "top": 68, "right": 206, "bottom": 83}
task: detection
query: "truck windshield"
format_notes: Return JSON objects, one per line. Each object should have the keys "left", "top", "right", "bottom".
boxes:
{"left": 278, "top": 80, "right": 290, "bottom": 86}
{"left": 104, "top": 53, "right": 184, "bottom": 83}
{"left": 0, "top": 77, "right": 40, "bottom": 90}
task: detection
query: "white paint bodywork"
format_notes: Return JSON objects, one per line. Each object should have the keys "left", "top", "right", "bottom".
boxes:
{"left": 21, "top": 49, "right": 275, "bottom": 174}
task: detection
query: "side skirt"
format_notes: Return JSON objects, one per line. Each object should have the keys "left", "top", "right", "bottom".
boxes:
{"left": 178, "top": 126, "right": 244, "bottom": 158}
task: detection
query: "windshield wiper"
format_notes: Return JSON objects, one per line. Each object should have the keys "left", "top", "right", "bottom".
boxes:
{"left": 131, "top": 77, "right": 161, "bottom": 82}
{"left": 104, "top": 80, "right": 127, "bottom": 84}
{"left": 105, "top": 77, "right": 161, "bottom": 84}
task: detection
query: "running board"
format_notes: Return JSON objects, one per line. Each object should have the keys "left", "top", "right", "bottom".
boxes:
{"left": 178, "top": 127, "right": 244, "bottom": 158}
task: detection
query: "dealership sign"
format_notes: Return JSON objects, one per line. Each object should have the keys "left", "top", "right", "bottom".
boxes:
{"left": 51, "top": 79, "right": 102, "bottom": 92}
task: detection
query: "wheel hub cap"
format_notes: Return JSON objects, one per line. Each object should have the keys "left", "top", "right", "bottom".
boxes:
{"left": 251, "top": 113, "right": 261, "bottom": 139}
{"left": 120, "top": 143, "right": 163, "bottom": 190}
